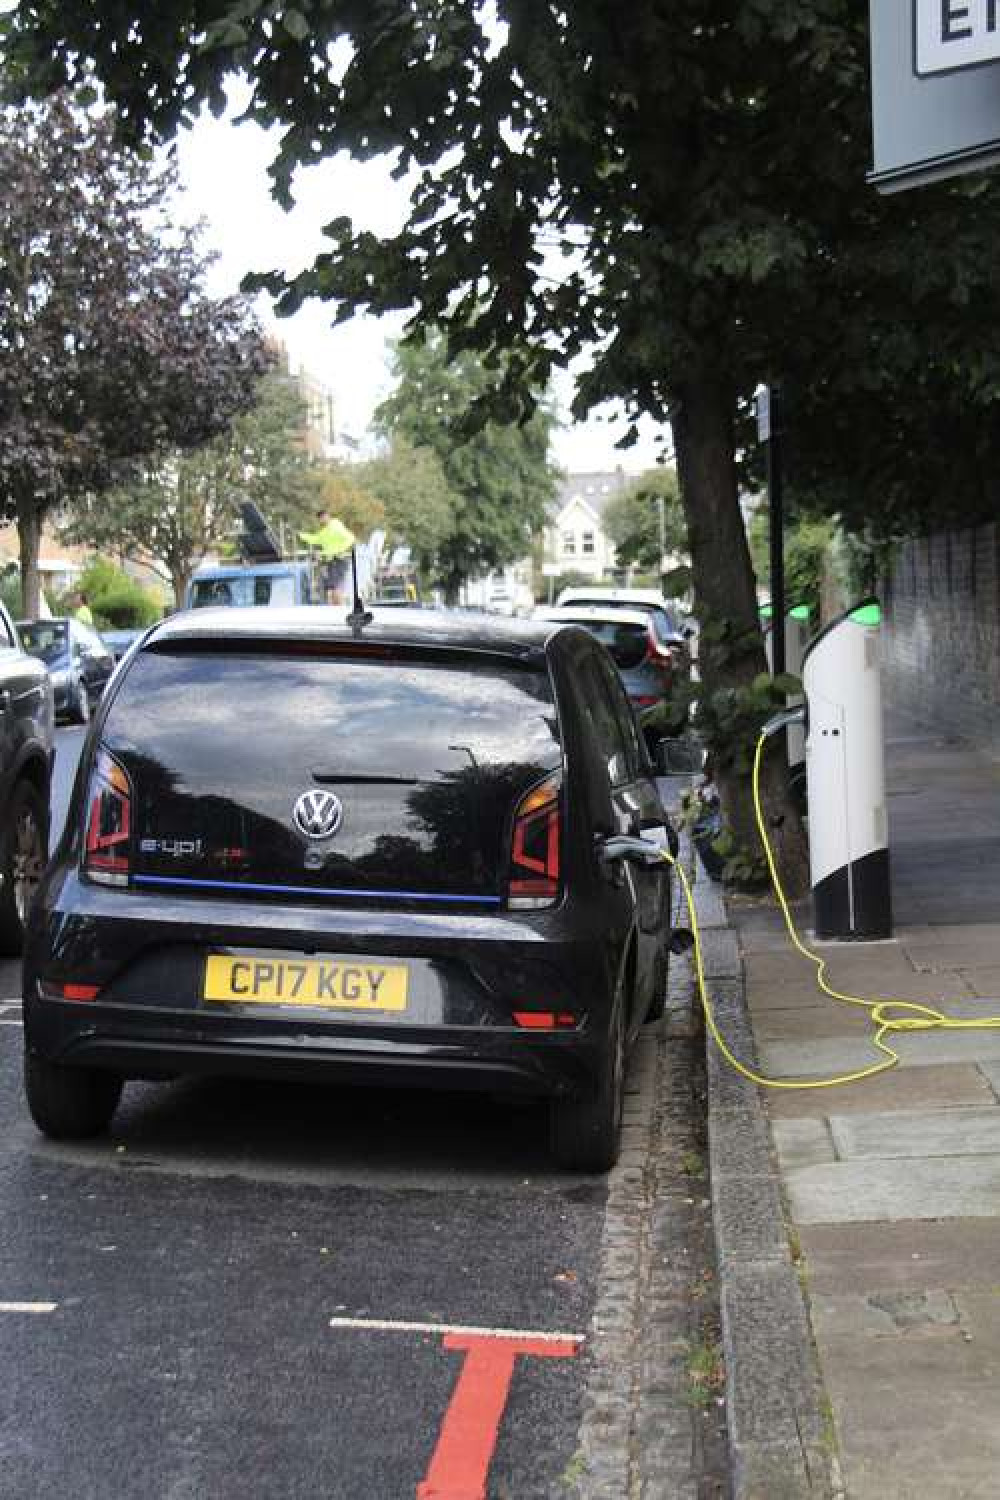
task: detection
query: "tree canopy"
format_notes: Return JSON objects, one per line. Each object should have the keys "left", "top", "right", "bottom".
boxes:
{"left": 13, "top": 3, "right": 1000, "bottom": 880}
{"left": 602, "top": 468, "right": 687, "bottom": 575}
{"left": 66, "top": 370, "right": 319, "bottom": 605}
{"left": 360, "top": 436, "right": 454, "bottom": 578}
{"left": 0, "top": 89, "right": 268, "bottom": 613}
{"left": 375, "top": 333, "right": 559, "bottom": 599}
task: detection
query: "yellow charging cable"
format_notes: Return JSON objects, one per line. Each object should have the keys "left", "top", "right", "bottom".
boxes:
{"left": 661, "top": 732, "right": 1000, "bottom": 1091}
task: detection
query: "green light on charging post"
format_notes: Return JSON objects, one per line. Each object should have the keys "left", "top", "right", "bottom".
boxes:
{"left": 759, "top": 604, "right": 772, "bottom": 619}
{"left": 789, "top": 605, "right": 810, "bottom": 621}
{"left": 849, "top": 602, "right": 881, "bottom": 627}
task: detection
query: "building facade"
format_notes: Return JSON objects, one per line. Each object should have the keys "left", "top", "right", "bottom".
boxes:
{"left": 543, "top": 469, "right": 629, "bottom": 580}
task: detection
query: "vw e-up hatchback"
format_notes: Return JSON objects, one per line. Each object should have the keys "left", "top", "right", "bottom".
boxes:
{"left": 23, "top": 608, "right": 674, "bottom": 1170}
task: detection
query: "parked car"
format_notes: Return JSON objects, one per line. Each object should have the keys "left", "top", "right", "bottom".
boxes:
{"left": 100, "top": 626, "right": 146, "bottom": 663}
{"left": 554, "top": 585, "right": 691, "bottom": 650}
{"left": 17, "top": 617, "right": 115, "bottom": 724}
{"left": 0, "top": 601, "right": 54, "bottom": 955}
{"left": 22, "top": 607, "right": 676, "bottom": 1170}
{"left": 536, "top": 603, "right": 678, "bottom": 714}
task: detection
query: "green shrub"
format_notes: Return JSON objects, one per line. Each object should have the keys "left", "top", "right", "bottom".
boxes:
{"left": 71, "top": 557, "right": 162, "bottom": 628}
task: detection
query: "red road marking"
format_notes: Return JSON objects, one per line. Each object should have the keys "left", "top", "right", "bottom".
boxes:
{"left": 417, "top": 1333, "right": 578, "bottom": 1500}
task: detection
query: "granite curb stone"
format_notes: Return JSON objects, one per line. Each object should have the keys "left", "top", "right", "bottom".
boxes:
{"left": 695, "top": 861, "right": 839, "bottom": 1499}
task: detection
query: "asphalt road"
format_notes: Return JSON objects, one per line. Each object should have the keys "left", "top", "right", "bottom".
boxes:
{"left": 2, "top": 728, "right": 608, "bottom": 1500}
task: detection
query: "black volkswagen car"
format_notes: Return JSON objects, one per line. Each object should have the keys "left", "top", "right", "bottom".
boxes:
{"left": 22, "top": 608, "right": 675, "bottom": 1170}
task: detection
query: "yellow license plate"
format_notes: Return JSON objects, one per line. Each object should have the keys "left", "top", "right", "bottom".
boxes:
{"left": 203, "top": 956, "right": 409, "bottom": 1012}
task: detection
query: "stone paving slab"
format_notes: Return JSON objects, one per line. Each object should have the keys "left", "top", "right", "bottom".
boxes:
{"left": 809, "top": 1287, "right": 960, "bottom": 1340}
{"left": 953, "top": 1287, "right": 1000, "bottom": 1339}
{"left": 761, "top": 972, "right": 971, "bottom": 1008}
{"left": 819, "top": 1326, "right": 1000, "bottom": 1500}
{"left": 903, "top": 937, "right": 1000, "bottom": 970}
{"left": 746, "top": 979, "right": 845, "bottom": 1012}
{"left": 784, "top": 1155, "right": 1000, "bottom": 1224}
{"left": 771, "top": 1118, "right": 836, "bottom": 1170}
{"left": 897, "top": 922, "right": 1000, "bottom": 944}
{"left": 758, "top": 1028, "right": 1000, "bottom": 1078}
{"left": 830, "top": 1105, "right": 1000, "bottom": 1161}
{"left": 748, "top": 970, "right": 977, "bottom": 1009}
{"left": 742, "top": 949, "right": 915, "bottom": 986}
{"left": 957, "top": 965, "right": 1000, "bottom": 998}
{"left": 750, "top": 1007, "right": 883, "bottom": 1043}
{"left": 766, "top": 1062, "right": 996, "bottom": 1119}
{"left": 799, "top": 1219, "right": 1000, "bottom": 1296}
{"left": 977, "top": 1059, "right": 1000, "bottom": 1096}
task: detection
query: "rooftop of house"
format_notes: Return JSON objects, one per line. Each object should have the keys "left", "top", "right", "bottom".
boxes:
{"left": 549, "top": 469, "right": 631, "bottom": 523}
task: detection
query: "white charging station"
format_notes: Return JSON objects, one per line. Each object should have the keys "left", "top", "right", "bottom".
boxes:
{"left": 802, "top": 599, "right": 892, "bottom": 940}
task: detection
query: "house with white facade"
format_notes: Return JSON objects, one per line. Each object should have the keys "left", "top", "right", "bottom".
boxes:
{"left": 466, "top": 468, "right": 633, "bottom": 613}
{"left": 543, "top": 469, "right": 629, "bottom": 580}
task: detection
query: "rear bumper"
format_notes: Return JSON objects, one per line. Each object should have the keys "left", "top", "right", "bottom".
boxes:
{"left": 24, "top": 867, "right": 632, "bottom": 1100}
{"left": 24, "top": 997, "right": 596, "bottom": 1098}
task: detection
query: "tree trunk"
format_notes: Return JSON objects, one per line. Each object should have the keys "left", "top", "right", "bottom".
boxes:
{"left": 18, "top": 505, "right": 43, "bottom": 619}
{"left": 442, "top": 568, "right": 464, "bottom": 606}
{"left": 673, "top": 378, "right": 810, "bottom": 897}
{"left": 169, "top": 563, "right": 190, "bottom": 611}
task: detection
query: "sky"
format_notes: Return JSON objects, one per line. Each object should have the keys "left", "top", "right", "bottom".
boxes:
{"left": 173, "top": 103, "right": 670, "bottom": 475}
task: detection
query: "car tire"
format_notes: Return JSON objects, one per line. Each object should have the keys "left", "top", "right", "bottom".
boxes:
{"left": 0, "top": 779, "right": 48, "bottom": 957}
{"left": 549, "top": 996, "right": 625, "bottom": 1172}
{"left": 645, "top": 943, "right": 670, "bottom": 1023}
{"left": 24, "top": 1054, "right": 123, "bottom": 1139}
{"left": 70, "top": 677, "right": 90, "bottom": 725}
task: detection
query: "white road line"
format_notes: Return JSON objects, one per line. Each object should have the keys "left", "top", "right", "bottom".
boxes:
{"left": 0, "top": 1019, "right": 22, "bottom": 1026}
{"left": 0, "top": 1302, "right": 58, "bottom": 1314}
{"left": 329, "top": 1316, "right": 584, "bottom": 1343}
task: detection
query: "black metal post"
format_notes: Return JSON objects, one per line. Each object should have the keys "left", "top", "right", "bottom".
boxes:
{"left": 766, "top": 400, "right": 785, "bottom": 679}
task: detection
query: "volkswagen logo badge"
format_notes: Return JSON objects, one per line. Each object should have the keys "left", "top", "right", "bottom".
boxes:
{"left": 293, "top": 789, "right": 344, "bottom": 841}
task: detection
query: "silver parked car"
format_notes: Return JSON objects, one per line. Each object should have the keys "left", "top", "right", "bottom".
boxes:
{"left": 535, "top": 604, "right": 676, "bottom": 713}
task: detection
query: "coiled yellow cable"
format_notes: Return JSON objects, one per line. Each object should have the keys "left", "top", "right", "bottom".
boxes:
{"left": 663, "top": 734, "right": 1000, "bottom": 1091}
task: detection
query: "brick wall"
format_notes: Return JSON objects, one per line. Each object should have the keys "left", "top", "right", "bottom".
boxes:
{"left": 881, "top": 524, "right": 1000, "bottom": 746}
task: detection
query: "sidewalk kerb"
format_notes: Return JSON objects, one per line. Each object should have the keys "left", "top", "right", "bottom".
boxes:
{"left": 693, "top": 859, "right": 840, "bottom": 1499}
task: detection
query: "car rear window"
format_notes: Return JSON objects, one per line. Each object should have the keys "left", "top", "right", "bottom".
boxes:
{"left": 99, "top": 646, "right": 562, "bottom": 904}
{"left": 562, "top": 619, "right": 649, "bottom": 670}
{"left": 19, "top": 621, "right": 68, "bottom": 664}
{"left": 190, "top": 574, "right": 300, "bottom": 608}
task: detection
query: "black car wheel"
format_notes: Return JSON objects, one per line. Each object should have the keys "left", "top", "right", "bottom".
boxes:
{"left": 0, "top": 779, "right": 48, "bottom": 957}
{"left": 70, "top": 676, "right": 90, "bottom": 724}
{"left": 549, "top": 992, "right": 625, "bottom": 1172}
{"left": 645, "top": 943, "right": 670, "bottom": 1023}
{"left": 24, "top": 1054, "right": 123, "bottom": 1139}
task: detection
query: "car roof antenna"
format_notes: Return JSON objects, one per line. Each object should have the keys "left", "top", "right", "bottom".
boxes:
{"left": 346, "top": 546, "right": 373, "bottom": 637}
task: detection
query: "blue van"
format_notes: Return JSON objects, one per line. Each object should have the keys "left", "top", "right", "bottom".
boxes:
{"left": 185, "top": 561, "right": 316, "bottom": 610}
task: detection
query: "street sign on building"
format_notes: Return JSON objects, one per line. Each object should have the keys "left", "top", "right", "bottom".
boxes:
{"left": 915, "top": 0, "right": 1000, "bottom": 75}
{"left": 870, "top": 0, "right": 1000, "bottom": 191}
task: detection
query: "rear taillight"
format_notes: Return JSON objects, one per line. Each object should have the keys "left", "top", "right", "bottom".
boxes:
{"left": 38, "top": 980, "right": 100, "bottom": 1003}
{"left": 83, "top": 748, "right": 133, "bottom": 887}
{"left": 646, "top": 627, "right": 673, "bottom": 682}
{"left": 508, "top": 771, "right": 562, "bottom": 910}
